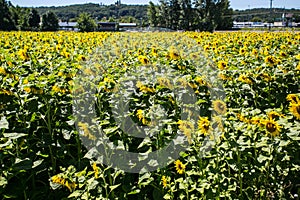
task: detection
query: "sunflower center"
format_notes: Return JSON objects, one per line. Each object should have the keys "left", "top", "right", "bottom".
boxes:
{"left": 203, "top": 124, "right": 209, "bottom": 131}
{"left": 266, "top": 122, "right": 276, "bottom": 133}
{"left": 292, "top": 97, "right": 298, "bottom": 102}
{"left": 218, "top": 104, "right": 224, "bottom": 111}
{"left": 296, "top": 105, "right": 300, "bottom": 114}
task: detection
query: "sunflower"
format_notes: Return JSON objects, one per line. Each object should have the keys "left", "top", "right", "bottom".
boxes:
{"left": 238, "top": 74, "right": 253, "bottom": 84}
{"left": 286, "top": 94, "right": 299, "bottom": 104}
{"left": 161, "top": 175, "right": 168, "bottom": 188}
{"left": 239, "top": 47, "right": 247, "bottom": 55}
{"left": 212, "top": 100, "right": 227, "bottom": 115}
{"left": 195, "top": 76, "right": 206, "bottom": 85}
{"left": 0, "top": 67, "right": 6, "bottom": 75}
{"left": 138, "top": 55, "right": 149, "bottom": 65}
{"left": 92, "top": 162, "right": 99, "bottom": 179}
{"left": 157, "top": 77, "right": 173, "bottom": 89}
{"left": 174, "top": 160, "right": 185, "bottom": 174}
{"left": 289, "top": 102, "right": 300, "bottom": 120}
{"left": 197, "top": 116, "right": 211, "bottom": 136}
{"left": 51, "top": 175, "right": 77, "bottom": 192}
{"left": 261, "top": 118, "right": 282, "bottom": 137}
{"left": 250, "top": 116, "right": 262, "bottom": 126}
{"left": 267, "top": 111, "right": 284, "bottom": 120}
{"left": 259, "top": 73, "right": 272, "bottom": 82}
{"left": 296, "top": 62, "right": 300, "bottom": 70}
{"left": 264, "top": 55, "right": 278, "bottom": 66}
{"left": 279, "top": 51, "right": 287, "bottom": 57}
{"left": 177, "top": 120, "right": 194, "bottom": 143}
{"left": 151, "top": 47, "right": 158, "bottom": 56}
{"left": 169, "top": 48, "right": 180, "bottom": 60}
{"left": 217, "top": 60, "right": 227, "bottom": 70}
{"left": 136, "top": 81, "right": 155, "bottom": 93}
{"left": 136, "top": 109, "right": 149, "bottom": 125}
{"left": 251, "top": 49, "right": 258, "bottom": 57}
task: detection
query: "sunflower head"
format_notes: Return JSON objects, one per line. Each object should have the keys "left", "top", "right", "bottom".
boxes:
{"left": 177, "top": 120, "right": 194, "bottom": 143}
{"left": 261, "top": 118, "right": 282, "bottom": 137}
{"left": 286, "top": 94, "right": 299, "bottom": 104}
{"left": 174, "top": 160, "right": 185, "bottom": 174}
{"left": 264, "top": 55, "right": 278, "bottom": 66}
{"left": 138, "top": 55, "right": 149, "bottom": 65}
{"left": 197, "top": 116, "right": 211, "bottom": 136}
{"left": 161, "top": 176, "right": 168, "bottom": 188}
{"left": 212, "top": 100, "right": 227, "bottom": 115}
{"left": 289, "top": 102, "right": 300, "bottom": 120}
{"left": 238, "top": 74, "right": 253, "bottom": 84}
{"left": 168, "top": 47, "right": 180, "bottom": 60}
{"left": 217, "top": 60, "right": 227, "bottom": 70}
{"left": 267, "top": 111, "right": 284, "bottom": 120}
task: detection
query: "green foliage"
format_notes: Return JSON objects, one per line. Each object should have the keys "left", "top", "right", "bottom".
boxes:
{"left": 35, "top": 3, "right": 148, "bottom": 23}
{"left": 0, "top": 0, "right": 17, "bottom": 31}
{"left": 233, "top": 8, "right": 300, "bottom": 22}
{"left": 28, "top": 9, "right": 41, "bottom": 30}
{"left": 42, "top": 11, "right": 59, "bottom": 31}
{"left": 76, "top": 13, "right": 97, "bottom": 32}
{"left": 148, "top": 1, "right": 158, "bottom": 27}
{"left": 251, "top": 16, "right": 263, "bottom": 22}
{"left": 148, "top": 0, "right": 233, "bottom": 31}
{"left": 1, "top": 30, "right": 300, "bottom": 199}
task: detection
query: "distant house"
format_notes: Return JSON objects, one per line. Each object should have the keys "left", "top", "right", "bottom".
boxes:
{"left": 97, "top": 22, "right": 117, "bottom": 31}
{"left": 59, "top": 22, "right": 78, "bottom": 31}
{"left": 119, "top": 23, "right": 137, "bottom": 31}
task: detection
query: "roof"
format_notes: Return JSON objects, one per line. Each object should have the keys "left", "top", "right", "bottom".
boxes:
{"left": 59, "top": 22, "right": 77, "bottom": 27}
{"left": 98, "top": 22, "right": 117, "bottom": 25}
{"left": 119, "top": 23, "right": 137, "bottom": 27}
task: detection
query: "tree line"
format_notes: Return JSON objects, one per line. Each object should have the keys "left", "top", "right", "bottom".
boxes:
{"left": 0, "top": 0, "right": 59, "bottom": 31}
{"left": 36, "top": 3, "right": 147, "bottom": 24}
{"left": 147, "top": 0, "right": 233, "bottom": 31}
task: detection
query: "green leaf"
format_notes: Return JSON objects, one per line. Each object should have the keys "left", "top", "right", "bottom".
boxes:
{"left": 163, "top": 194, "right": 172, "bottom": 200}
{"left": 32, "top": 159, "right": 44, "bottom": 168}
{"left": 128, "top": 189, "right": 140, "bottom": 195}
{"left": 109, "top": 183, "right": 121, "bottom": 192}
{"left": 0, "top": 176, "right": 8, "bottom": 187}
{"left": 0, "top": 117, "right": 9, "bottom": 129}
{"left": 14, "top": 158, "right": 32, "bottom": 170}
{"left": 3, "top": 133, "right": 27, "bottom": 139}
{"left": 279, "top": 140, "right": 290, "bottom": 147}
{"left": 68, "top": 190, "right": 82, "bottom": 198}
{"left": 257, "top": 154, "right": 272, "bottom": 163}
{"left": 103, "top": 127, "right": 119, "bottom": 135}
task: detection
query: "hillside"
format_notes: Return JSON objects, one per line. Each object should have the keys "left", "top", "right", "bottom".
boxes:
{"left": 33, "top": 3, "right": 300, "bottom": 25}
{"left": 35, "top": 3, "right": 148, "bottom": 22}
{"left": 232, "top": 8, "right": 300, "bottom": 22}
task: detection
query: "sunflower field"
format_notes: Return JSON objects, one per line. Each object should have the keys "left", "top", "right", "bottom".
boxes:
{"left": 0, "top": 31, "right": 300, "bottom": 199}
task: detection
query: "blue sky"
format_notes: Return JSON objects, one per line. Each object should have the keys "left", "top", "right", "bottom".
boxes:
{"left": 9, "top": 0, "right": 300, "bottom": 10}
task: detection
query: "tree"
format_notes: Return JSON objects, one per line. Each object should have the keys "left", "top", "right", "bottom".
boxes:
{"left": 157, "top": 0, "right": 170, "bottom": 28}
{"left": 213, "top": 0, "right": 233, "bottom": 30}
{"left": 41, "top": 11, "right": 59, "bottom": 31}
{"left": 180, "top": 0, "right": 193, "bottom": 30}
{"left": 0, "top": 0, "right": 17, "bottom": 30}
{"left": 169, "top": 0, "right": 181, "bottom": 29}
{"left": 148, "top": 1, "right": 158, "bottom": 27}
{"left": 194, "top": 0, "right": 233, "bottom": 31}
{"left": 29, "top": 8, "right": 41, "bottom": 30}
{"left": 76, "top": 12, "right": 97, "bottom": 32}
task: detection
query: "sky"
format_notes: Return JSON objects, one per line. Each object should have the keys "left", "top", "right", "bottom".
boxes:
{"left": 9, "top": 0, "right": 300, "bottom": 10}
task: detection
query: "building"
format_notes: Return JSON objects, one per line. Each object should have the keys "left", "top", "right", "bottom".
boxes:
{"left": 118, "top": 23, "right": 137, "bottom": 31}
{"left": 97, "top": 22, "right": 117, "bottom": 31}
{"left": 59, "top": 22, "right": 78, "bottom": 31}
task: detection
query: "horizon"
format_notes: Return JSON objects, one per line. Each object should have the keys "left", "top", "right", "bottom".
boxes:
{"left": 8, "top": 0, "right": 300, "bottom": 10}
